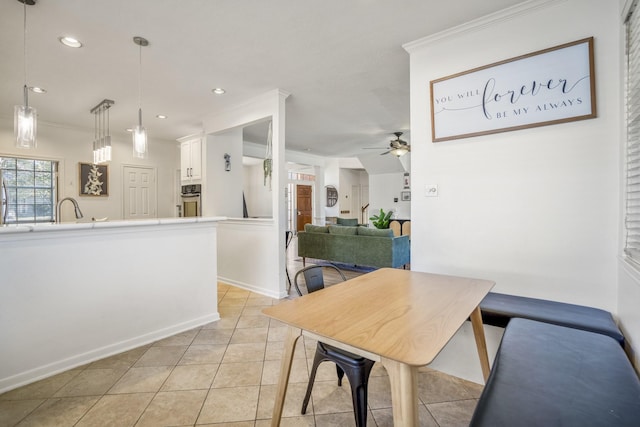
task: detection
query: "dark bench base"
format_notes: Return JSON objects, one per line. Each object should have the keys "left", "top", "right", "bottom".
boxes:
{"left": 470, "top": 318, "right": 640, "bottom": 427}
{"left": 480, "top": 292, "right": 625, "bottom": 346}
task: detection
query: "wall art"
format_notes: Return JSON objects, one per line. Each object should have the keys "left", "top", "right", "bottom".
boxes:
{"left": 430, "top": 37, "right": 596, "bottom": 142}
{"left": 79, "top": 162, "right": 108, "bottom": 196}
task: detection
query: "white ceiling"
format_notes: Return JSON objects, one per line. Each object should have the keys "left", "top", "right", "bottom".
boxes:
{"left": 0, "top": 0, "right": 525, "bottom": 158}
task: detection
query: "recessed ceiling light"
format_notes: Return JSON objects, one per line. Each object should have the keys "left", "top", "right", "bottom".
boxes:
{"left": 212, "top": 88, "right": 226, "bottom": 95}
{"left": 156, "top": 114, "right": 167, "bottom": 119}
{"left": 59, "top": 36, "right": 83, "bottom": 48}
{"left": 29, "top": 86, "right": 46, "bottom": 93}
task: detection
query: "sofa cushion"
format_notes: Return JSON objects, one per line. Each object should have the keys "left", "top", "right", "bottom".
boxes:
{"left": 304, "top": 224, "right": 329, "bottom": 233}
{"left": 328, "top": 225, "right": 358, "bottom": 235}
{"left": 357, "top": 227, "right": 394, "bottom": 237}
{"left": 336, "top": 217, "right": 359, "bottom": 226}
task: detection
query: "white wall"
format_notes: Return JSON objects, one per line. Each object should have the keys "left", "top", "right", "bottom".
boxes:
{"left": 243, "top": 163, "right": 272, "bottom": 217}
{"left": 204, "top": 128, "right": 244, "bottom": 217}
{"left": 205, "top": 90, "right": 289, "bottom": 298}
{"left": 369, "top": 172, "right": 411, "bottom": 221}
{"left": 0, "top": 219, "right": 220, "bottom": 392}
{"left": 0, "top": 117, "right": 180, "bottom": 221}
{"left": 406, "top": 0, "right": 621, "bottom": 382}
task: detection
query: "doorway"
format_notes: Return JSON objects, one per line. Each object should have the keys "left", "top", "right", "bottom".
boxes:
{"left": 296, "top": 184, "right": 312, "bottom": 232}
{"left": 123, "top": 166, "right": 157, "bottom": 219}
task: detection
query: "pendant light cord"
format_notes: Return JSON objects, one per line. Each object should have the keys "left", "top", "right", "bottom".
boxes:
{"left": 22, "top": 0, "right": 28, "bottom": 107}
{"left": 138, "top": 42, "right": 142, "bottom": 127}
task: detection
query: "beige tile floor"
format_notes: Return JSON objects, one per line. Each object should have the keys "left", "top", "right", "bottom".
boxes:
{"left": 0, "top": 241, "right": 483, "bottom": 427}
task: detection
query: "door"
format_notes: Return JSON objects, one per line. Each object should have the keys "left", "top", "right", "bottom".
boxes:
{"left": 296, "top": 184, "right": 312, "bottom": 232}
{"left": 123, "top": 166, "right": 157, "bottom": 219}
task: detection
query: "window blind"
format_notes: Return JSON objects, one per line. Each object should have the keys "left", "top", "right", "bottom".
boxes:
{"left": 625, "top": 0, "right": 640, "bottom": 264}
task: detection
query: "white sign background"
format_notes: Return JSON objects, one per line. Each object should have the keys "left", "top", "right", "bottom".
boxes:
{"left": 430, "top": 38, "right": 595, "bottom": 142}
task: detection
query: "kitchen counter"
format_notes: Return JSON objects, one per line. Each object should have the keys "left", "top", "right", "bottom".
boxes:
{"left": 0, "top": 216, "right": 224, "bottom": 235}
{"left": 0, "top": 216, "right": 225, "bottom": 393}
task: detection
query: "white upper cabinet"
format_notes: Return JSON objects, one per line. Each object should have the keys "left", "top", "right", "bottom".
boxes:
{"left": 180, "top": 138, "right": 202, "bottom": 182}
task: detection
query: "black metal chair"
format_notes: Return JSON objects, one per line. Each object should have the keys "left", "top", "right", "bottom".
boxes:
{"left": 293, "top": 264, "right": 375, "bottom": 427}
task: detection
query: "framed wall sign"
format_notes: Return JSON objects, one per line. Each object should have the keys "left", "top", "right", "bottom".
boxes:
{"left": 79, "top": 163, "right": 108, "bottom": 196}
{"left": 430, "top": 37, "right": 596, "bottom": 142}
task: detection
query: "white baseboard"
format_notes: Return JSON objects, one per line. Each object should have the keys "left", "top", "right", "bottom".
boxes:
{"left": 0, "top": 312, "right": 219, "bottom": 394}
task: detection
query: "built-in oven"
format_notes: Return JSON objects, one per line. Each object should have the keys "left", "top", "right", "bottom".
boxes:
{"left": 180, "top": 184, "right": 201, "bottom": 217}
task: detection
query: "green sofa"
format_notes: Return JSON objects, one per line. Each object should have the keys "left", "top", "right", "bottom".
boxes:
{"left": 297, "top": 224, "right": 410, "bottom": 268}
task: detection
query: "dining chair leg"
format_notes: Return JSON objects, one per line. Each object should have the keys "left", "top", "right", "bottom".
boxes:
{"left": 301, "top": 347, "right": 324, "bottom": 414}
{"left": 336, "top": 365, "right": 345, "bottom": 386}
{"left": 345, "top": 359, "right": 375, "bottom": 427}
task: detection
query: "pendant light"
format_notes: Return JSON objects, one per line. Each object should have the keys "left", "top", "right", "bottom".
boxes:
{"left": 14, "top": 0, "right": 37, "bottom": 149}
{"left": 132, "top": 36, "right": 149, "bottom": 159}
{"left": 91, "top": 99, "right": 114, "bottom": 164}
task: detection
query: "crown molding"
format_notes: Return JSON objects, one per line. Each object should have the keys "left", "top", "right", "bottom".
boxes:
{"left": 403, "top": 0, "right": 566, "bottom": 53}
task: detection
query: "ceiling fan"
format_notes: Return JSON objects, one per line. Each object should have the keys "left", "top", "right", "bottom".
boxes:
{"left": 363, "top": 132, "right": 411, "bottom": 156}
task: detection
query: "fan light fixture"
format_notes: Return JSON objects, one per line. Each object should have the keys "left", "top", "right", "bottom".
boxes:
{"left": 390, "top": 146, "right": 409, "bottom": 157}
{"left": 91, "top": 99, "right": 114, "bottom": 164}
{"left": 132, "top": 36, "right": 149, "bottom": 159}
{"left": 14, "top": 0, "right": 37, "bottom": 149}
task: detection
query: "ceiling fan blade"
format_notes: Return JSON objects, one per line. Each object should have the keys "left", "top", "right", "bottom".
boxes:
{"left": 379, "top": 150, "right": 391, "bottom": 155}
{"left": 362, "top": 147, "right": 386, "bottom": 150}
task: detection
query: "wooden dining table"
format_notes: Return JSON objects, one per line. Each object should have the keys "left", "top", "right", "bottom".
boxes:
{"left": 262, "top": 268, "right": 495, "bottom": 427}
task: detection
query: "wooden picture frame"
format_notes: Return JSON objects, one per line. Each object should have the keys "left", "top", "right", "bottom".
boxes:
{"left": 79, "top": 163, "right": 108, "bottom": 196}
{"left": 430, "top": 37, "right": 596, "bottom": 142}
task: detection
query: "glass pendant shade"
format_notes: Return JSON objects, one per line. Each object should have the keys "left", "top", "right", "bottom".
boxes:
{"left": 16, "top": 1, "right": 37, "bottom": 149}
{"left": 132, "top": 36, "right": 149, "bottom": 159}
{"left": 91, "top": 99, "right": 113, "bottom": 164}
{"left": 14, "top": 102, "right": 37, "bottom": 149}
{"left": 133, "top": 108, "right": 147, "bottom": 159}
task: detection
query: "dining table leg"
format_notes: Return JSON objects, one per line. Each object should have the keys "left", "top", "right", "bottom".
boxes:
{"left": 469, "top": 305, "right": 491, "bottom": 382}
{"left": 270, "top": 326, "right": 302, "bottom": 427}
{"left": 381, "top": 357, "right": 419, "bottom": 427}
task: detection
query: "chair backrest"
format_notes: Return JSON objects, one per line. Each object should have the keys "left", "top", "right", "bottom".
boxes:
{"left": 389, "top": 220, "right": 401, "bottom": 237}
{"left": 293, "top": 265, "right": 346, "bottom": 296}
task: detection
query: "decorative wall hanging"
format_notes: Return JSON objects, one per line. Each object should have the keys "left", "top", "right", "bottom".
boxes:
{"left": 430, "top": 37, "right": 596, "bottom": 142}
{"left": 224, "top": 153, "right": 231, "bottom": 171}
{"left": 326, "top": 185, "right": 338, "bottom": 207}
{"left": 79, "top": 162, "right": 108, "bottom": 196}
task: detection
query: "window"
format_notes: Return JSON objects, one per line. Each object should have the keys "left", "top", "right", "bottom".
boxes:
{"left": 626, "top": 1, "right": 640, "bottom": 264}
{"left": 0, "top": 156, "right": 58, "bottom": 224}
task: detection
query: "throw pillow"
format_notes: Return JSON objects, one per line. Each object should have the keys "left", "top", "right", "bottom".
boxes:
{"left": 304, "top": 224, "right": 329, "bottom": 233}
{"left": 358, "top": 227, "right": 394, "bottom": 237}
{"left": 328, "top": 225, "right": 358, "bottom": 235}
{"left": 336, "top": 217, "right": 359, "bottom": 226}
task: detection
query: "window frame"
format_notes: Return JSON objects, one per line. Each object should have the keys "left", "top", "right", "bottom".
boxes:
{"left": 0, "top": 155, "right": 58, "bottom": 224}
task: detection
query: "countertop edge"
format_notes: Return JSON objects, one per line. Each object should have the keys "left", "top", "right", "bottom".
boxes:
{"left": 0, "top": 216, "right": 228, "bottom": 235}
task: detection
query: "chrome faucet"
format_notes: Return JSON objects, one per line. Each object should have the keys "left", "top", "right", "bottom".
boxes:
{"left": 56, "top": 197, "right": 83, "bottom": 223}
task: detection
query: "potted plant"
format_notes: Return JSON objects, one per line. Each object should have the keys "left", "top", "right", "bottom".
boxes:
{"left": 370, "top": 208, "right": 393, "bottom": 229}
